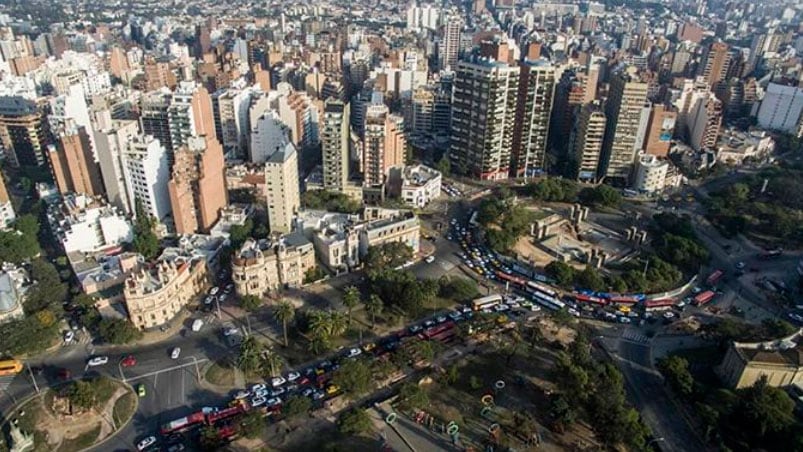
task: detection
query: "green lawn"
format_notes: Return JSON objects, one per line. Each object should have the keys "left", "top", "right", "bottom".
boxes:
{"left": 112, "top": 392, "right": 137, "bottom": 429}
{"left": 58, "top": 424, "right": 100, "bottom": 452}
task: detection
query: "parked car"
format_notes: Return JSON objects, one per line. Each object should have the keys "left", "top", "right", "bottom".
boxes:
{"left": 209, "top": 287, "right": 219, "bottom": 295}
{"left": 234, "top": 390, "right": 251, "bottom": 400}
{"left": 170, "top": 347, "right": 181, "bottom": 359}
{"left": 425, "top": 256, "right": 435, "bottom": 263}
{"left": 251, "top": 397, "right": 267, "bottom": 407}
{"left": 251, "top": 383, "right": 267, "bottom": 393}
{"left": 87, "top": 356, "right": 109, "bottom": 367}
{"left": 271, "top": 376, "right": 287, "bottom": 387}
{"left": 286, "top": 371, "right": 300, "bottom": 382}
{"left": 346, "top": 348, "right": 362, "bottom": 358}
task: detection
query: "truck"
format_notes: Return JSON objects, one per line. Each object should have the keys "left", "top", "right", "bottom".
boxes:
{"left": 693, "top": 290, "right": 716, "bottom": 306}
{"left": 706, "top": 269, "right": 724, "bottom": 286}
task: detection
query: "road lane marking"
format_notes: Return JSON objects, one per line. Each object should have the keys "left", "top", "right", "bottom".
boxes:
{"left": 181, "top": 370, "right": 186, "bottom": 404}
{"left": 125, "top": 359, "right": 208, "bottom": 383}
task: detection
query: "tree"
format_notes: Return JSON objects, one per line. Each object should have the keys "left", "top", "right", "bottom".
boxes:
{"left": 228, "top": 219, "right": 253, "bottom": 250}
{"left": 72, "top": 293, "right": 97, "bottom": 310}
{"left": 550, "top": 395, "right": 577, "bottom": 430}
{"left": 0, "top": 214, "right": 40, "bottom": 264}
{"left": 260, "top": 349, "right": 283, "bottom": 378}
{"left": 656, "top": 356, "right": 694, "bottom": 397}
{"left": 301, "top": 190, "right": 362, "bottom": 214}
{"left": 435, "top": 155, "right": 451, "bottom": 176}
{"left": 237, "top": 335, "right": 263, "bottom": 375}
{"left": 66, "top": 380, "right": 97, "bottom": 411}
{"left": 397, "top": 382, "right": 429, "bottom": 411}
{"left": 24, "top": 259, "right": 67, "bottom": 314}
{"left": 338, "top": 408, "right": 372, "bottom": 435}
{"left": 239, "top": 294, "right": 262, "bottom": 312}
{"left": 364, "top": 242, "right": 414, "bottom": 269}
{"left": 332, "top": 360, "right": 374, "bottom": 398}
{"left": 444, "top": 364, "right": 460, "bottom": 384}
{"left": 328, "top": 310, "right": 348, "bottom": 338}
{"left": 342, "top": 286, "right": 360, "bottom": 326}
{"left": 545, "top": 261, "right": 575, "bottom": 287}
{"left": 364, "top": 294, "right": 383, "bottom": 327}
{"left": 734, "top": 375, "right": 795, "bottom": 438}
{"left": 238, "top": 410, "right": 264, "bottom": 439}
{"left": 199, "top": 424, "right": 224, "bottom": 451}
{"left": 98, "top": 318, "right": 142, "bottom": 344}
{"left": 274, "top": 300, "right": 295, "bottom": 347}
{"left": 760, "top": 318, "right": 796, "bottom": 339}
{"left": 438, "top": 276, "right": 479, "bottom": 302}
{"left": 132, "top": 201, "right": 160, "bottom": 260}
{"left": 579, "top": 185, "right": 622, "bottom": 208}
{"left": 282, "top": 395, "right": 312, "bottom": 418}
{"left": 303, "top": 266, "right": 326, "bottom": 284}
{"left": 574, "top": 265, "right": 606, "bottom": 291}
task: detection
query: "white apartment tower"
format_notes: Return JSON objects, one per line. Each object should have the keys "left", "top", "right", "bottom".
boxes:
{"left": 600, "top": 68, "right": 649, "bottom": 181}
{"left": 123, "top": 135, "right": 171, "bottom": 222}
{"left": 439, "top": 16, "right": 462, "bottom": 70}
{"left": 264, "top": 142, "right": 300, "bottom": 234}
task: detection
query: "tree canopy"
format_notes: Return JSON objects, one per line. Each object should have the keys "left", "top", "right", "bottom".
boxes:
{"left": 338, "top": 408, "right": 372, "bottom": 435}
{"left": 332, "top": 359, "right": 374, "bottom": 398}
{"left": 0, "top": 214, "right": 40, "bottom": 264}
{"left": 301, "top": 190, "right": 362, "bottom": 214}
{"left": 97, "top": 318, "right": 142, "bottom": 344}
{"left": 132, "top": 202, "right": 160, "bottom": 260}
{"left": 526, "top": 178, "right": 579, "bottom": 203}
{"left": 364, "top": 242, "right": 414, "bottom": 269}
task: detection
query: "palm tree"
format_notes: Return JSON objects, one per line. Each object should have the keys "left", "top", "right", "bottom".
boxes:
{"left": 260, "top": 348, "right": 283, "bottom": 377}
{"left": 308, "top": 333, "right": 331, "bottom": 354}
{"left": 328, "top": 310, "right": 348, "bottom": 338}
{"left": 274, "top": 300, "right": 295, "bottom": 347}
{"left": 308, "top": 309, "right": 331, "bottom": 338}
{"left": 364, "top": 294, "right": 384, "bottom": 328}
{"left": 237, "top": 335, "right": 262, "bottom": 375}
{"left": 342, "top": 286, "right": 361, "bottom": 325}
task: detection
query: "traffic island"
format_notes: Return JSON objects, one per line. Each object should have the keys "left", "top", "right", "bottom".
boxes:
{"left": 0, "top": 376, "right": 137, "bottom": 452}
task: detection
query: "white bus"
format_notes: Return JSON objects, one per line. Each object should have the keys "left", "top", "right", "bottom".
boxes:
{"left": 531, "top": 291, "right": 566, "bottom": 311}
{"left": 471, "top": 294, "right": 503, "bottom": 311}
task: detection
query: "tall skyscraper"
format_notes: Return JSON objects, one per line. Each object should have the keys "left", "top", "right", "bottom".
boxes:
{"left": 600, "top": 68, "right": 649, "bottom": 181}
{"left": 689, "top": 95, "right": 722, "bottom": 151}
{"left": 48, "top": 123, "right": 104, "bottom": 197}
{"left": 450, "top": 58, "right": 520, "bottom": 180}
{"left": 123, "top": 135, "right": 171, "bottom": 223}
{"left": 511, "top": 59, "right": 555, "bottom": 177}
{"left": 168, "top": 135, "right": 228, "bottom": 234}
{"left": 94, "top": 119, "right": 140, "bottom": 214}
{"left": 264, "top": 141, "right": 300, "bottom": 234}
{"left": 321, "top": 99, "right": 350, "bottom": 192}
{"left": 439, "top": 16, "right": 462, "bottom": 70}
{"left": 570, "top": 102, "right": 606, "bottom": 182}
{"left": 140, "top": 89, "right": 173, "bottom": 157}
{"left": 168, "top": 82, "right": 217, "bottom": 156}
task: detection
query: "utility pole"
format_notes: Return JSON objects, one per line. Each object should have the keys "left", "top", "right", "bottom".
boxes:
{"left": 26, "top": 364, "right": 39, "bottom": 394}
{"left": 642, "top": 259, "right": 650, "bottom": 279}
{"left": 215, "top": 296, "right": 221, "bottom": 319}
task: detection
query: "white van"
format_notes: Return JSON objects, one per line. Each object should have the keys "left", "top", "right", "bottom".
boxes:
{"left": 191, "top": 319, "right": 204, "bottom": 332}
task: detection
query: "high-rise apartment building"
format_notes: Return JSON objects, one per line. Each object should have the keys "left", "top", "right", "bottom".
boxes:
{"left": 321, "top": 99, "right": 350, "bottom": 192}
{"left": 450, "top": 58, "right": 520, "bottom": 180}
{"left": 642, "top": 104, "right": 677, "bottom": 157}
{"left": 168, "top": 135, "right": 228, "bottom": 234}
{"left": 689, "top": 95, "right": 722, "bottom": 151}
{"left": 699, "top": 42, "right": 731, "bottom": 90}
{"left": 439, "top": 16, "right": 461, "bottom": 70}
{"left": 600, "top": 68, "right": 649, "bottom": 181}
{"left": 212, "top": 88, "right": 252, "bottom": 155}
{"left": 264, "top": 141, "right": 300, "bottom": 234}
{"left": 406, "top": 4, "right": 440, "bottom": 32}
{"left": 511, "top": 59, "right": 555, "bottom": 177}
{"left": 250, "top": 111, "right": 291, "bottom": 163}
{"left": 168, "top": 82, "right": 217, "bottom": 156}
{"left": 140, "top": 89, "right": 173, "bottom": 157}
{"left": 570, "top": 102, "right": 607, "bottom": 181}
{"left": 0, "top": 97, "right": 48, "bottom": 167}
{"left": 756, "top": 82, "right": 803, "bottom": 134}
{"left": 363, "top": 99, "right": 406, "bottom": 187}
{"left": 94, "top": 119, "right": 139, "bottom": 215}
{"left": 123, "top": 135, "right": 171, "bottom": 223}
{"left": 48, "top": 123, "right": 104, "bottom": 197}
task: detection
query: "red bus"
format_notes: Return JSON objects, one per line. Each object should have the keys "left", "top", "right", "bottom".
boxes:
{"left": 609, "top": 295, "right": 640, "bottom": 305}
{"left": 706, "top": 270, "right": 724, "bottom": 286}
{"left": 694, "top": 290, "right": 715, "bottom": 306}
{"left": 160, "top": 411, "right": 207, "bottom": 435}
{"left": 420, "top": 322, "right": 455, "bottom": 340}
{"left": 643, "top": 298, "right": 675, "bottom": 311}
{"left": 573, "top": 293, "right": 607, "bottom": 306}
{"left": 207, "top": 403, "right": 248, "bottom": 424}
{"left": 496, "top": 271, "right": 527, "bottom": 287}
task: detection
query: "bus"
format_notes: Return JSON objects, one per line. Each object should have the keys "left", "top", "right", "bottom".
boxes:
{"left": 496, "top": 271, "right": 527, "bottom": 288}
{"left": 706, "top": 269, "right": 724, "bottom": 286}
{"left": 471, "top": 294, "right": 503, "bottom": 311}
{"left": 693, "top": 290, "right": 716, "bottom": 306}
{"left": 531, "top": 291, "right": 566, "bottom": 311}
{"left": 0, "top": 359, "right": 23, "bottom": 377}
{"left": 643, "top": 298, "right": 675, "bottom": 312}
{"left": 573, "top": 293, "right": 607, "bottom": 306}
{"left": 526, "top": 281, "right": 558, "bottom": 298}
{"left": 609, "top": 295, "right": 641, "bottom": 305}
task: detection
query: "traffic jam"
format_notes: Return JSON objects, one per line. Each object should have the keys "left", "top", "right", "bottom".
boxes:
{"left": 447, "top": 215, "right": 719, "bottom": 326}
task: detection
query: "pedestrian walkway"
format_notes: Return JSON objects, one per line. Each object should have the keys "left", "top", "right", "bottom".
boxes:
{"left": 621, "top": 329, "right": 651, "bottom": 344}
{"left": 0, "top": 375, "right": 15, "bottom": 391}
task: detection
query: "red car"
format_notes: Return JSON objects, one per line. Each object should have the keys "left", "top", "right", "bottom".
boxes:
{"left": 57, "top": 368, "right": 71, "bottom": 381}
{"left": 121, "top": 355, "right": 137, "bottom": 367}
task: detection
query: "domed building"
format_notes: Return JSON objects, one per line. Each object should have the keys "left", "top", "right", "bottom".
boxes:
{"left": 0, "top": 264, "right": 27, "bottom": 325}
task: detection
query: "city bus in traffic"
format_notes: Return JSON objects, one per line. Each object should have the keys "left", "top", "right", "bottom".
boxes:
{"left": 471, "top": 294, "right": 503, "bottom": 311}
{"left": 0, "top": 359, "right": 23, "bottom": 377}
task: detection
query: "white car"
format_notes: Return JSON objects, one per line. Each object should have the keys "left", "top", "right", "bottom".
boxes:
{"left": 170, "top": 347, "right": 181, "bottom": 359}
{"left": 425, "top": 256, "right": 435, "bottom": 263}
{"left": 251, "top": 396, "right": 267, "bottom": 407}
{"left": 209, "top": 287, "right": 219, "bottom": 295}
{"left": 87, "top": 356, "right": 108, "bottom": 367}
{"left": 253, "top": 389, "right": 269, "bottom": 398}
{"left": 269, "top": 387, "right": 286, "bottom": 397}
{"left": 234, "top": 390, "right": 251, "bottom": 400}
{"left": 137, "top": 436, "right": 157, "bottom": 451}
{"left": 735, "top": 261, "right": 745, "bottom": 269}
{"left": 435, "top": 315, "right": 447, "bottom": 324}
{"left": 270, "top": 376, "right": 286, "bottom": 387}
{"left": 251, "top": 383, "right": 267, "bottom": 393}
{"left": 63, "top": 331, "right": 75, "bottom": 343}
{"left": 528, "top": 304, "right": 542, "bottom": 312}
{"left": 423, "top": 320, "right": 435, "bottom": 328}
{"left": 505, "top": 301, "right": 520, "bottom": 309}
{"left": 493, "top": 304, "right": 510, "bottom": 312}
{"left": 663, "top": 311, "right": 676, "bottom": 319}
{"left": 286, "top": 371, "right": 300, "bottom": 382}
{"left": 265, "top": 397, "right": 282, "bottom": 407}
{"left": 346, "top": 348, "right": 362, "bottom": 358}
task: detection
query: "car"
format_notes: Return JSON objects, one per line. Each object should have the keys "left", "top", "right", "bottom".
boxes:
{"left": 222, "top": 326, "right": 238, "bottom": 336}
{"left": 361, "top": 342, "right": 376, "bottom": 353}
{"left": 312, "top": 390, "right": 326, "bottom": 400}
{"left": 253, "top": 389, "right": 269, "bottom": 398}
{"left": 423, "top": 320, "right": 435, "bottom": 328}
{"left": 209, "top": 287, "right": 219, "bottom": 295}
{"left": 271, "top": 376, "right": 287, "bottom": 387}
{"left": 166, "top": 445, "right": 186, "bottom": 452}
{"left": 528, "top": 304, "right": 542, "bottom": 312}
{"left": 57, "top": 368, "right": 71, "bottom": 380}
{"left": 735, "top": 261, "right": 745, "bottom": 270}
{"left": 270, "top": 387, "right": 286, "bottom": 397}
{"left": 460, "top": 305, "right": 472, "bottom": 314}
{"left": 265, "top": 397, "right": 282, "bottom": 407}
{"left": 170, "top": 347, "right": 181, "bottom": 359}
{"left": 251, "top": 383, "right": 267, "bottom": 393}
{"left": 137, "top": 436, "right": 157, "bottom": 451}
{"left": 87, "top": 356, "right": 109, "bottom": 367}
{"left": 63, "top": 331, "right": 75, "bottom": 343}
{"left": 286, "top": 371, "right": 300, "bottom": 382}
{"left": 617, "top": 316, "right": 631, "bottom": 324}
{"left": 788, "top": 313, "right": 803, "bottom": 323}
{"left": 493, "top": 304, "right": 510, "bottom": 312}
{"left": 435, "top": 315, "right": 447, "bottom": 324}
{"left": 424, "top": 256, "right": 435, "bottom": 263}
{"left": 325, "top": 384, "right": 340, "bottom": 395}
{"left": 448, "top": 311, "right": 463, "bottom": 321}
{"left": 137, "top": 384, "right": 146, "bottom": 398}
{"left": 251, "top": 396, "right": 267, "bottom": 407}
{"left": 204, "top": 296, "right": 214, "bottom": 305}
{"left": 69, "top": 320, "right": 80, "bottom": 330}
{"left": 568, "top": 308, "right": 580, "bottom": 317}
{"left": 346, "top": 347, "right": 362, "bottom": 358}
{"left": 301, "top": 387, "right": 315, "bottom": 398}
{"left": 121, "top": 355, "right": 137, "bottom": 367}
{"left": 219, "top": 294, "right": 227, "bottom": 303}
{"left": 505, "top": 301, "right": 520, "bottom": 309}
{"left": 408, "top": 325, "right": 423, "bottom": 334}
{"left": 234, "top": 390, "right": 251, "bottom": 400}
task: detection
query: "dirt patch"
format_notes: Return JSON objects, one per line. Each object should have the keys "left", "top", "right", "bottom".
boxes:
{"left": 205, "top": 361, "right": 239, "bottom": 388}
{"left": 537, "top": 318, "right": 577, "bottom": 346}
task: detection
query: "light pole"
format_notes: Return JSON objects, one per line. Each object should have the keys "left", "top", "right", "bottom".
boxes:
{"left": 26, "top": 364, "right": 39, "bottom": 394}
{"left": 215, "top": 296, "right": 221, "bottom": 319}
{"left": 185, "top": 356, "right": 201, "bottom": 383}
{"left": 642, "top": 258, "right": 650, "bottom": 279}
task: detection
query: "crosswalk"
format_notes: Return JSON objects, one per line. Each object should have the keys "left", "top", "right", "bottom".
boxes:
{"left": 621, "top": 329, "right": 651, "bottom": 344}
{"left": 0, "top": 374, "right": 15, "bottom": 391}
